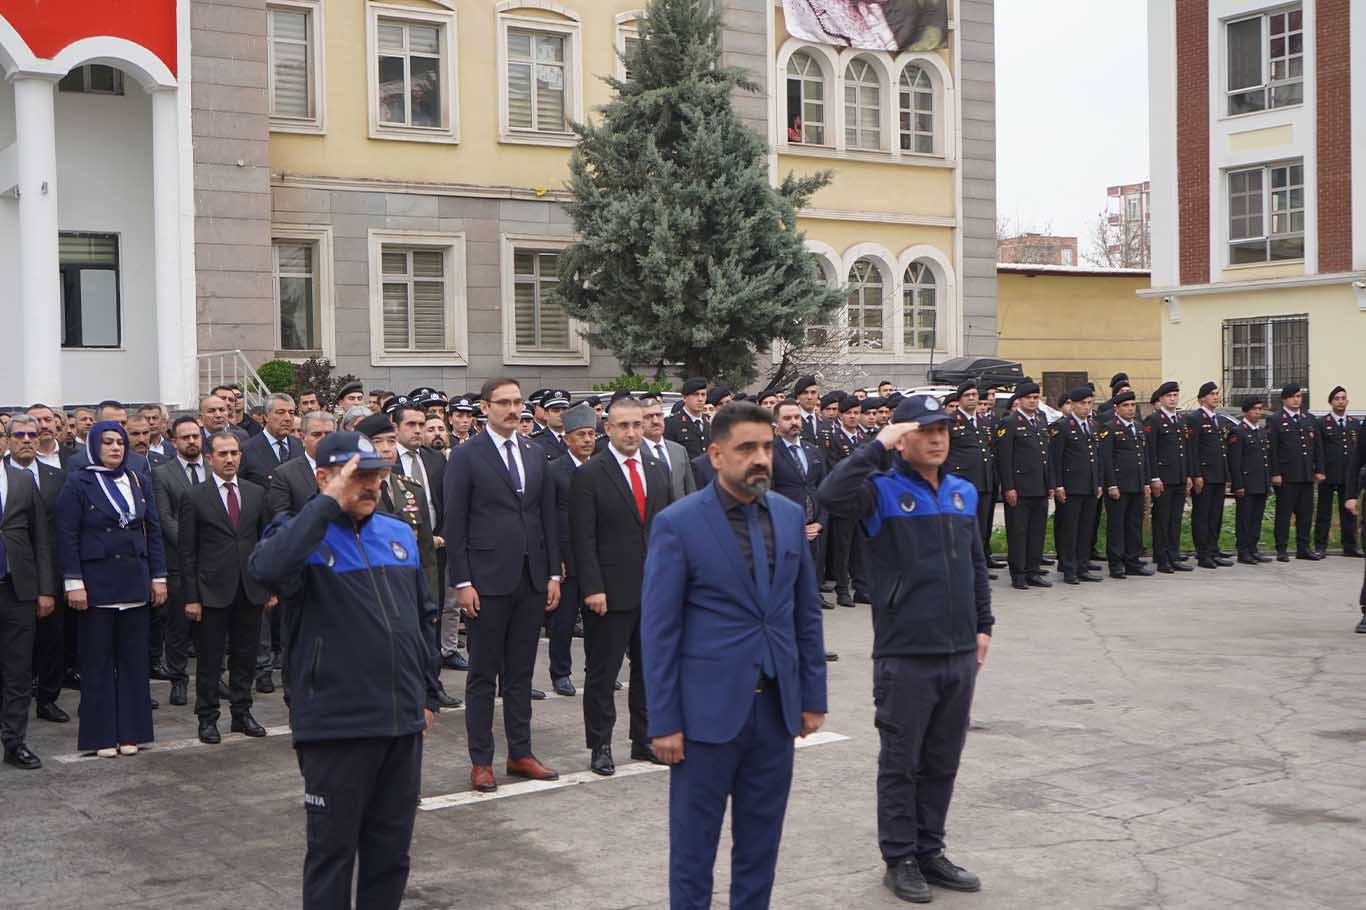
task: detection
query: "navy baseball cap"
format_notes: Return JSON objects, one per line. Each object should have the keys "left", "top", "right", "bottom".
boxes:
{"left": 891, "top": 394, "right": 954, "bottom": 427}
{"left": 315, "top": 431, "right": 391, "bottom": 470}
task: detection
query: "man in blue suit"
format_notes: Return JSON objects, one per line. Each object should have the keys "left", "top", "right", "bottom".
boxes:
{"left": 642, "top": 401, "right": 828, "bottom": 910}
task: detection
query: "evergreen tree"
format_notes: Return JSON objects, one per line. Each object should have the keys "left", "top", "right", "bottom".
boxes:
{"left": 556, "top": 0, "right": 843, "bottom": 387}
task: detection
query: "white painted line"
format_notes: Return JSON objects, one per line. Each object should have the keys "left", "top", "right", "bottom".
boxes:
{"left": 52, "top": 725, "right": 294, "bottom": 764}
{"left": 419, "top": 730, "right": 850, "bottom": 811}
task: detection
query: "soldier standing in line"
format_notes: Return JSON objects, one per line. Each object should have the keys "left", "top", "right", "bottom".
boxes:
{"left": 664, "top": 378, "right": 711, "bottom": 458}
{"left": 1098, "top": 390, "right": 1153, "bottom": 578}
{"left": 1266, "top": 383, "right": 1324, "bottom": 561}
{"left": 1144, "top": 381, "right": 1192, "bottom": 574}
{"left": 946, "top": 381, "right": 996, "bottom": 580}
{"left": 1314, "top": 386, "right": 1362, "bottom": 558}
{"left": 825, "top": 395, "right": 870, "bottom": 607}
{"left": 995, "top": 381, "right": 1052, "bottom": 589}
{"left": 1227, "top": 398, "right": 1273, "bottom": 565}
{"left": 1345, "top": 427, "right": 1366, "bottom": 631}
{"left": 1186, "top": 381, "right": 1234, "bottom": 569}
{"left": 1048, "top": 388, "right": 1103, "bottom": 585}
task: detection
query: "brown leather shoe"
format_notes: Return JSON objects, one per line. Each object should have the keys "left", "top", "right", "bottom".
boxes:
{"left": 506, "top": 755, "right": 559, "bottom": 782}
{"left": 470, "top": 764, "right": 497, "bottom": 793}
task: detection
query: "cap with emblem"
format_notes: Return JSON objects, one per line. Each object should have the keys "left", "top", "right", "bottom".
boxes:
{"left": 1198, "top": 381, "right": 1218, "bottom": 399}
{"left": 1110, "top": 372, "right": 1130, "bottom": 391}
{"left": 838, "top": 395, "right": 862, "bottom": 413}
{"left": 608, "top": 389, "right": 634, "bottom": 404}
{"left": 315, "top": 431, "right": 391, "bottom": 470}
{"left": 1279, "top": 383, "right": 1301, "bottom": 400}
{"left": 520, "top": 405, "right": 535, "bottom": 420}
{"left": 562, "top": 403, "right": 597, "bottom": 434}
{"left": 681, "top": 377, "right": 707, "bottom": 396}
{"left": 584, "top": 395, "right": 603, "bottom": 408}
{"left": 819, "top": 391, "right": 843, "bottom": 409}
{"left": 381, "top": 395, "right": 411, "bottom": 417}
{"left": 1067, "top": 387, "right": 1093, "bottom": 403}
{"left": 543, "top": 389, "right": 571, "bottom": 409}
{"left": 793, "top": 375, "right": 818, "bottom": 396}
{"left": 1240, "top": 396, "right": 1264, "bottom": 413}
{"left": 706, "top": 387, "right": 731, "bottom": 406}
{"left": 670, "top": 400, "right": 685, "bottom": 416}
{"left": 944, "top": 390, "right": 961, "bottom": 406}
{"left": 1112, "top": 390, "right": 1136, "bottom": 405}
{"left": 861, "top": 396, "right": 884, "bottom": 412}
{"left": 448, "top": 395, "right": 475, "bottom": 414}
{"left": 956, "top": 380, "right": 977, "bottom": 395}
{"left": 528, "top": 389, "right": 549, "bottom": 407}
{"left": 1153, "top": 380, "right": 1179, "bottom": 401}
{"left": 335, "top": 381, "right": 363, "bottom": 402}
{"left": 892, "top": 394, "right": 953, "bottom": 427}
{"left": 356, "top": 413, "right": 396, "bottom": 439}
{"left": 1014, "top": 381, "right": 1041, "bottom": 399}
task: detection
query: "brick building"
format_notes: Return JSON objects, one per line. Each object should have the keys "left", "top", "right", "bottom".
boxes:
{"left": 998, "top": 232, "right": 1079, "bottom": 266}
{"left": 1105, "top": 180, "right": 1151, "bottom": 268}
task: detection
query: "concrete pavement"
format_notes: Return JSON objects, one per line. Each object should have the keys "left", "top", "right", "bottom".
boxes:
{"left": 3, "top": 557, "right": 1364, "bottom": 909}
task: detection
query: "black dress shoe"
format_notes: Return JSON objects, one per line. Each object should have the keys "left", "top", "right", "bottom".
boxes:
{"left": 820, "top": 597, "right": 835, "bottom": 610}
{"left": 1356, "top": 616, "right": 1366, "bottom": 633}
{"left": 853, "top": 589, "right": 872, "bottom": 605}
{"left": 436, "top": 684, "right": 463, "bottom": 709}
{"left": 825, "top": 651, "right": 840, "bottom": 661}
{"left": 1078, "top": 572, "right": 1103, "bottom": 583}
{"left": 1176, "top": 553, "right": 1191, "bottom": 562}
{"left": 1063, "top": 575, "right": 1080, "bottom": 586}
{"left": 836, "top": 593, "right": 855, "bottom": 608}
{"left": 987, "top": 572, "right": 999, "bottom": 581}
{"left": 149, "top": 660, "right": 172, "bottom": 681}
{"left": 1172, "top": 563, "right": 1194, "bottom": 572}
{"left": 255, "top": 673, "right": 275, "bottom": 694}
{"left": 530, "top": 687, "right": 547, "bottom": 700}
{"left": 1344, "top": 549, "right": 1366, "bottom": 558}
{"left": 1027, "top": 576, "right": 1053, "bottom": 588}
{"left": 552, "top": 677, "right": 576, "bottom": 697}
{"left": 198, "top": 720, "right": 221, "bottom": 744}
{"left": 1040, "top": 556, "right": 1056, "bottom": 566}
{"left": 884, "top": 859, "right": 931, "bottom": 904}
{"left": 917, "top": 852, "right": 982, "bottom": 892}
{"left": 4, "top": 743, "right": 42, "bottom": 770}
{"left": 230, "top": 713, "right": 267, "bottom": 737}
{"left": 1109, "top": 570, "right": 1127, "bottom": 579}
{"left": 35, "top": 701, "right": 70, "bottom": 723}
{"left": 1254, "top": 552, "right": 1273, "bottom": 563}
{"left": 62, "top": 670, "right": 81, "bottom": 691}
{"left": 1198, "top": 558, "right": 1219, "bottom": 569}
{"left": 820, "top": 580, "right": 837, "bottom": 593}
{"left": 1157, "top": 564, "right": 1175, "bottom": 574}
{"left": 1296, "top": 552, "right": 1322, "bottom": 561}
{"left": 1011, "top": 578, "right": 1029, "bottom": 590}
{"left": 169, "top": 680, "right": 188, "bottom": 706}
{"left": 150, "top": 697, "right": 159, "bottom": 710}
{"left": 1085, "top": 563, "right": 1103, "bottom": 573}
{"left": 1212, "top": 557, "right": 1234, "bottom": 567}
{"left": 443, "top": 651, "right": 470, "bottom": 671}
{"left": 987, "top": 557, "right": 1008, "bottom": 570}
{"left": 1237, "top": 554, "right": 1259, "bottom": 565}
{"left": 590, "top": 744, "right": 615, "bottom": 776}
{"left": 631, "top": 741, "right": 667, "bottom": 764}
{"left": 1314, "top": 549, "right": 1328, "bottom": 559}
{"left": 1276, "top": 552, "right": 1290, "bottom": 562}
{"left": 1126, "top": 565, "right": 1155, "bottom": 576}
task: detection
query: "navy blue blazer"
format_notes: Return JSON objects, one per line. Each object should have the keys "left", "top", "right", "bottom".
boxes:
{"left": 55, "top": 469, "right": 168, "bottom": 606}
{"left": 690, "top": 452, "right": 716, "bottom": 490}
{"left": 63, "top": 447, "right": 153, "bottom": 476}
{"left": 641, "top": 483, "right": 827, "bottom": 743}
{"left": 771, "top": 436, "right": 828, "bottom": 528}
{"left": 443, "top": 429, "right": 560, "bottom": 597}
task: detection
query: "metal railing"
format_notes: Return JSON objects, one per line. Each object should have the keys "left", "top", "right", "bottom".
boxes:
{"left": 196, "top": 350, "right": 273, "bottom": 410}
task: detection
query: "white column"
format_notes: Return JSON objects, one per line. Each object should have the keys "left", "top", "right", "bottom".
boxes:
{"left": 12, "top": 75, "right": 63, "bottom": 407}
{"left": 151, "top": 88, "right": 186, "bottom": 407}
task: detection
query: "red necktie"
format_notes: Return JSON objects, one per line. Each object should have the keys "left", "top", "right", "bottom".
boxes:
{"left": 226, "top": 481, "right": 240, "bottom": 529}
{"left": 626, "top": 457, "right": 646, "bottom": 523}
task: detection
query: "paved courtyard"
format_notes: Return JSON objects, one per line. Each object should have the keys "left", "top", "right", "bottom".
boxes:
{"left": 3, "top": 558, "right": 1364, "bottom": 910}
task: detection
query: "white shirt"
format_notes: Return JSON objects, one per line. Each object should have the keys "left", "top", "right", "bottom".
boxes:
{"left": 483, "top": 425, "right": 527, "bottom": 493}
{"left": 783, "top": 438, "right": 808, "bottom": 474}
{"left": 64, "top": 471, "right": 166, "bottom": 605}
{"left": 610, "top": 444, "right": 647, "bottom": 496}
{"left": 35, "top": 446, "right": 62, "bottom": 469}
{"left": 1201, "top": 406, "right": 1217, "bottom": 419}
{"left": 305, "top": 454, "right": 317, "bottom": 474}
{"left": 214, "top": 471, "right": 241, "bottom": 514}
{"left": 647, "top": 438, "right": 671, "bottom": 471}
{"left": 177, "top": 455, "right": 205, "bottom": 484}
{"left": 569, "top": 453, "right": 586, "bottom": 469}
{"left": 263, "top": 429, "right": 292, "bottom": 461}
{"left": 400, "top": 445, "right": 437, "bottom": 526}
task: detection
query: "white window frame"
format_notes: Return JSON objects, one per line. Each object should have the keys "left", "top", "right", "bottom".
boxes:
{"left": 500, "top": 233, "right": 589, "bottom": 366}
{"left": 845, "top": 256, "right": 890, "bottom": 353}
{"left": 497, "top": 6, "right": 583, "bottom": 148}
{"left": 785, "top": 50, "right": 832, "bottom": 148}
{"left": 365, "top": 2, "right": 459, "bottom": 145}
{"left": 367, "top": 229, "right": 468, "bottom": 367}
{"left": 902, "top": 259, "right": 940, "bottom": 352}
{"left": 1226, "top": 159, "right": 1305, "bottom": 265}
{"left": 897, "top": 63, "right": 934, "bottom": 155}
{"left": 268, "top": 0, "right": 326, "bottom": 134}
{"left": 1224, "top": 5, "right": 1304, "bottom": 117}
{"left": 271, "top": 225, "right": 335, "bottom": 361}
{"left": 843, "top": 56, "right": 885, "bottom": 151}
{"left": 614, "top": 11, "right": 643, "bottom": 82}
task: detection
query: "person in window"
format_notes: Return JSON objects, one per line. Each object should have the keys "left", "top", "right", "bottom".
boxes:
{"left": 788, "top": 114, "right": 804, "bottom": 143}
{"left": 55, "top": 421, "right": 168, "bottom": 758}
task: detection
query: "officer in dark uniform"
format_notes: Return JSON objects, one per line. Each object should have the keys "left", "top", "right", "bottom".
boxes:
{"left": 1314, "top": 385, "right": 1361, "bottom": 557}
{"left": 1098, "top": 390, "right": 1152, "bottom": 577}
{"left": 825, "top": 395, "right": 869, "bottom": 606}
{"left": 977, "top": 385, "right": 1007, "bottom": 570}
{"left": 1227, "top": 398, "right": 1272, "bottom": 564}
{"left": 945, "top": 381, "right": 994, "bottom": 570}
{"left": 1186, "top": 381, "right": 1233, "bottom": 568}
{"left": 1266, "top": 383, "right": 1323, "bottom": 560}
{"left": 530, "top": 390, "right": 571, "bottom": 460}
{"left": 1048, "top": 387, "right": 1103, "bottom": 584}
{"left": 663, "top": 378, "right": 710, "bottom": 458}
{"left": 793, "top": 375, "right": 826, "bottom": 443}
{"left": 1346, "top": 431, "right": 1366, "bottom": 631}
{"left": 1143, "top": 381, "right": 1192, "bottom": 573}
{"left": 995, "top": 381, "right": 1051, "bottom": 589}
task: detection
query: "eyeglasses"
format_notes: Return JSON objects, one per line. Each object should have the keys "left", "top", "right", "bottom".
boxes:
{"left": 9, "top": 431, "right": 38, "bottom": 439}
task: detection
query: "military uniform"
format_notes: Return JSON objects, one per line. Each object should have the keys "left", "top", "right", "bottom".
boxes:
{"left": 1186, "top": 407, "right": 1231, "bottom": 565}
{"left": 996, "top": 409, "right": 1050, "bottom": 585}
{"left": 1143, "top": 408, "right": 1190, "bottom": 570}
{"left": 823, "top": 422, "right": 868, "bottom": 604}
{"left": 1227, "top": 418, "right": 1271, "bottom": 561}
{"left": 380, "top": 473, "right": 439, "bottom": 598}
{"left": 663, "top": 410, "right": 710, "bottom": 459}
{"left": 1314, "top": 412, "right": 1361, "bottom": 555}
{"left": 1099, "top": 416, "right": 1149, "bottom": 574}
{"left": 1048, "top": 414, "right": 1101, "bottom": 582}
{"left": 946, "top": 409, "right": 995, "bottom": 557}
{"left": 1266, "top": 407, "right": 1322, "bottom": 558}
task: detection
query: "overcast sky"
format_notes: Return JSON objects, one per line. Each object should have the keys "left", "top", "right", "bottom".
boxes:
{"left": 994, "top": 1, "right": 1150, "bottom": 255}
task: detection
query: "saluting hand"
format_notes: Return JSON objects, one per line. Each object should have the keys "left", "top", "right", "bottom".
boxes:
{"left": 875, "top": 421, "right": 919, "bottom": 450}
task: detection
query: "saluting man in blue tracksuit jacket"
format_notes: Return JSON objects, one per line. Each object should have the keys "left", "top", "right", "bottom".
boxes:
{"left": 248, "top": 432, "right": 441, "bottom": 910}
{"left": 818, "top": 393, "right": 995, "bottom": 906}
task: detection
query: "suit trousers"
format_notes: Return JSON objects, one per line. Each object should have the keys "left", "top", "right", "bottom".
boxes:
{"left": 875, "top": 651, "right": 977, "bottom": 863}
{"left": 1150, "top": 486, "right": 1186, "bottom": 567}
{"left": 827, "top": 516, "right": 865, "bottom": 596}
{"left": 296, "top": 733, "right": 422, "bottom": 910}
{"left": 1191, "top": 483, "right": 1227, "bottom": 559}
{"left": 545, "top": 576, "right": 579, "bottom": 682}
{"left": 256, "top": 603, "right": 282, "bottom": 678}
{"left": 1313, "top": 482, "right": 1359, "bottom": 552}
{"left": 161, "top": 578, "right": 192, "bottom": 683}
{"left": 465, "top": 564, "right": 543, "bottom": 765}
{"left": 147, "top": 601, "right": 165, "bottom": 667}
{"left": 0, "top": 579, "right": 36, "bottom": 749}
{"left": 669, "top": 686, "right": 794, "bottom": 910}
{"left": 1105, "top": 492, "right": 1146, "bottom": 570}
{"left": 974, "top": 486, "right": 995, "bottom": 559}
{"left": 440, "top": 587, "right": 464, "bottom": 657}
{"left": 32, "top": 592, "right": 66, "bottom": 706}
{"left": 1087, "top": 489, "right": 1105, "bottom": 560}
{"left": 1005, "top": 496, "right": 1047, "bottom": 579}
{"left": 582, "top": 608, "right": 646, "bottom": 749}
{"left": 1235, "top": 492, "right": 1268, "bottom": 557}
{"left": 194, "top": 591, "right": 262, "bottom": 722}
{"left": 1053, "top": 492, "right": 1097, "bottom": 578}
{"left": 76, "top": 604, "right": 154, "bottom": 751}
{"left": 1273, "top": 482, "right": 1314, "bottom": 555}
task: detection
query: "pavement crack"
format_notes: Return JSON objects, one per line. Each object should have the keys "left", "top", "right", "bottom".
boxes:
{"left": 1076, "top": 598, "right": 1135, "bottom": 686}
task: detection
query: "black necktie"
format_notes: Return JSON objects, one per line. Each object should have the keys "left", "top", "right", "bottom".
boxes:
{"left": 276, "top": 439, "right": 289, "bottom": 462}
{"left": 188, "top": 463, "right": 200, "bottom": 484}
{"left": 504, "top": 439, "right": 523, "bottom": 494}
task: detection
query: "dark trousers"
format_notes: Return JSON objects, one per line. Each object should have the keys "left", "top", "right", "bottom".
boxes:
{"left": 582, "top": 609, "right": 646, "bottom": 749}
{"left": 1087, "top": 489, "right": 1104, "bottom": 559}
{"left": 194, "top": 592, "right": 262, "bottom": 722}
{"left": 545, "top": 576, "right": 578, "bottom": 682}
{"left": 827, "top": 516, "right": 865, "bottom": 596}
{"left": 1, "top": 579, "right": 36, "bottom": 750}
{"left": 256, "top": 604, "right": 282, "bottom": 678}
{"left": 1053, "top": 492, "right": 1097, "bottom": 578}
{"left": 465, "top": 565, "right": 542, "bottom": 765}
{"left": 1235, "top": 492, "right": 1268, "bottom": 556}
{"left": 77, "top": 604, "right": 154, "bottom": 751}
{"left": 669, "top": 687, "right": 794, "bottom": 910}
{"left": 974, "top": 486, "right": 994, "bottom": 558}
{"left": 1273, "top": 481, "right": 1314, "bottom": 554}
{"left": 148, "top": 601, "right": 165, "bottom": 668}
{"left": 32, "top": 592, "right": 65, "bottom": 706}
{"left": 1314, "top": 482, "right": 1359, "bottom": 552}
{"left": 1150, "top": 486, "right": 1186, "bottom": 567}
{"left": 1105, "top": 492, "right": 1146, "bottom": 570}
{"left": 875, "top": 651, "right": 977, "bottom": 863}
{"left": 296, "top": 733, "right": 422, "bottom": 910}
{"left": 162, "top": 578, "right": 192, "bottom": 683}
{"left": 1005, "top": 495, "right": 1047, "bottom": 579}
{"left": 1191, "top": 483, "right": 1226, "bottom": 559}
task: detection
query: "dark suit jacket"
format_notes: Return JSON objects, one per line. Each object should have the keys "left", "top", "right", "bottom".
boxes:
{"left": 771, "top": 436, "right": 827, "bottom": 528}
{"left": 1, "top": 467, "right": 55, "bottom": 601}
{"left": 443, "top": 429, "right": 559, "bottom": 596}
{"left": 549, "top": 454, "right": 582, "bottom": 578}
{"left": 266, "top": 454, "right": 318, "bottom": 518}
{"left": 152, "top": 459, "right": 210, "bottom": 582}
{"left": 530, "top": 427, "right": 569, "bottom": 461}
{"left": 396, "top": 446, "right": 445, "bottom": 534}
{"left": 3, "top": 458, "right": 64, "bottom": 591}
{"left": 55, "top": 468, "right": 167, "bottom": 605}
{"left": 238, "top": 431, "right": 302, "bottom": 489}
{"left": 570, "top": 448, "right": 671, "bottom": 613}
{"left": 690, "top": 452, "right": 716, "bottom": 490}
{"left": 664, "top": 412, "right": 711, "bottom": 458}
{"left": 180, "top": 476, "right": 269, "bottom": 607}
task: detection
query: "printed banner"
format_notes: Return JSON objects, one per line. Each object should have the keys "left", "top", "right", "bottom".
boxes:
{"left": 781, "top": 0, "right": 949, "bottom": 52}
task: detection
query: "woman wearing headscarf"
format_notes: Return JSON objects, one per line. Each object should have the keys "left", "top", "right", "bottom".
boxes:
{"left": 55, "top": 421, "right": 168, "bottom": 757}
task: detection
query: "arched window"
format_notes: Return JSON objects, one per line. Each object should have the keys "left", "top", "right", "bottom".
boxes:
{"left": 843, "top": 58, "right": 882, "bottom": 150}
{"left": 846, "top": 258, "right": 885, "bottom": 351}
{"left": 785, "top": 52, "right": 827, "bottom": 145}
{"left": 903, "top": 261, "right": 938, "bottom": 350}
{"left": 898, "top": 65, "right": 933, "bottom": 154}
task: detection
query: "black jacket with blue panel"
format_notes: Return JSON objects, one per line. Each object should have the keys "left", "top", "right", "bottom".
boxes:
{"left": 248, "top": 493, "right": 441, "bottom": 745}
{"left": 818, "top": 441, "right": 994, "bottom": 658}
